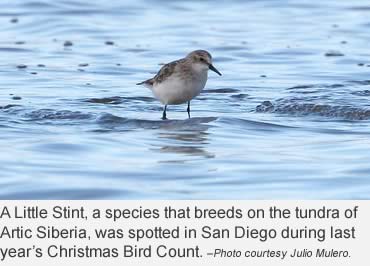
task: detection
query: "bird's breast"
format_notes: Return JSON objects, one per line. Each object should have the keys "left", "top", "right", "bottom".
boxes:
{"left": 152, "top": 73, "right": 208, "bottom": 105}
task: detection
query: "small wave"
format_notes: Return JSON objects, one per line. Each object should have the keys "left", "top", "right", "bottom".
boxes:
{"left": 219, "top": 117, "right": 295, "bottom": 131}
{"left": 230, "top": 93, "right": 249, "bottom": 100}
{"left": 215, "top": 56, "right": 237, "bottom": 62}
{"left": 0, "top": 47, "right": 33, "bottom": 53}
{"left": 95, "top": 113, "right": 129, "bottom": 124}
{"left": 95, "top": 113, "right": 216, "bottom": 131}
{"left": 23, "top": 109, "right": 93, "bottom": 121}
{"left": 256, "top": 101, "right": 370, "bottom": 120}
{"left": 20, "top": 1, "right": 57, "bottom": 9}
{"left": 212, "top": 45, "right": 246, "bottom": 52}
{"left": 0, "top": 104, "right": 21, "bottom": 110}
{"left": 287, "top": 83, "right": 345, "bottom": 91}
{"left": 348, "top": 6, "right": 370, "bottom": 11}
{"left": 85, "top": 96, "right": 124, "bottom": 105}
{"left": 350, "top": 80, "right": 370, "bottom": 85}
{"left": 84, "top": 96, "right": 155, "bottom": 104}
{"left": 287, "top": 85, "right": 315, "bottom": 90}
{"left": 203, "top": 88, "right": 239, "bottom": 94}
{"left": 0, "top": 188, "right": 125, "bottom": 200}
{"left": 125, "top": 48, "right": 150, "bottom": 53}
{"left": 351, "top": 90, "right": 370, "bottom": 97}
{"left": 324, "top": 50, "right": 344, "bottom": 57}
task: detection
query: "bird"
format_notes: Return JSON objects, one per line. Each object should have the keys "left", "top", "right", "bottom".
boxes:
{"left": 137, "top": 50, "right": 222, "bottom": 120}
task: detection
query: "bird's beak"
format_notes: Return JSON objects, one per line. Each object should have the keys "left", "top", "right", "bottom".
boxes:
{"left": 209, "top": 64, "right": 222, "bottom": 76}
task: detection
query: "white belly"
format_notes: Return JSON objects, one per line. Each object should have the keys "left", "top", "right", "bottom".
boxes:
{"left": 151, "top": 73, "right": 208, "bottom": 105}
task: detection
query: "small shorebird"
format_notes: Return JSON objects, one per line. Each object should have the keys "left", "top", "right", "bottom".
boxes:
{"left": 137, "top": 50, "right": 222, "bottom": 120}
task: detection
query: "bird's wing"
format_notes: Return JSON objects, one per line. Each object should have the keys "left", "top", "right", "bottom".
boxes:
{"left": 136, "top": 58, "right": 186, "bottom": 86}
{"left": 152, "top": 60, "right": 181, "bottom": 84}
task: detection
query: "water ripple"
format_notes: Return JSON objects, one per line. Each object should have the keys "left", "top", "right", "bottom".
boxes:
{"left": 256, "top": 100, "right": 370, "bottom": 120}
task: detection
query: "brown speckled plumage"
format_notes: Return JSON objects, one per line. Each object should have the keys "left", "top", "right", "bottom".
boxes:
{"left": 137, "top": 50, "right": 213, "bottom": 86}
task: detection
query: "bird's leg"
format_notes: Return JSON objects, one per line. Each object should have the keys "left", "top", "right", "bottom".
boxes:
{"left": 187, "top": 101, "right": 191, "bottom": 118}
{"left": 162, "top": 105, "right": 167, "bottom": 120}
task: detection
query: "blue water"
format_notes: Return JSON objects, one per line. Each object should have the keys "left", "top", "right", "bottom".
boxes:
{"left": 1, "top": 0, "right": 370, "bottom": 199}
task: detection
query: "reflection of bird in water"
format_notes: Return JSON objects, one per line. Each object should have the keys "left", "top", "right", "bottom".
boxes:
{"left": 151, "top": 117, "right": 216, "bottom": 161}
{"left": 160, "top": 131, "right": 208, "bottom": 143}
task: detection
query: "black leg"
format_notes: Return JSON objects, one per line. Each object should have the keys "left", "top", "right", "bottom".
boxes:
{"left": 162, "top": 105, "right": 167, "bottom": 120}
{"left": 187, "top": 101, "right": 191, "bottom": 118}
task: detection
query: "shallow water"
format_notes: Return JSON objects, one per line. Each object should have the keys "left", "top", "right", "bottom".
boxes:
{"left": 1, "top": 0, "right": 370, "bottom": 199}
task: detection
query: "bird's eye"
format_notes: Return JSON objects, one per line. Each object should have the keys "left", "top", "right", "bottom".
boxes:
{"left": 200, "top": 58, "right": 205, "bottom": 62}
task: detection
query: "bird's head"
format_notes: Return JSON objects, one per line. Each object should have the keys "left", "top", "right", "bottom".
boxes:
{"left": 187, "top": 50, "right": 222, "bottom": 76}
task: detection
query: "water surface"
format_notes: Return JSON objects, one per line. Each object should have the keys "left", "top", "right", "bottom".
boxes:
{"left": 1, "top": 0, "right": 370, "bottom": 199}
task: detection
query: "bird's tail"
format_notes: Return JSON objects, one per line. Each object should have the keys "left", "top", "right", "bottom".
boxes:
{"left": 136, "top": 78, "right": 154, "bottom": 88}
